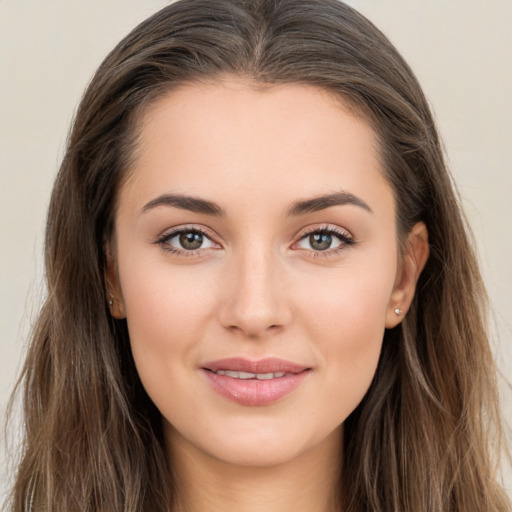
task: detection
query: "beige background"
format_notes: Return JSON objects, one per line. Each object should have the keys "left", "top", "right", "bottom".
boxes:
{"left": 1, "top": 0, "right": 511, "bottom": 500}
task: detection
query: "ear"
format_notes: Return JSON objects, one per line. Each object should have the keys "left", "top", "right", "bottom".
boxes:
{"left": 385, "top": 222, "right": 429, "bottom": 328}
{"left": 104, "top": 242, "right": 126, "bottom": 319}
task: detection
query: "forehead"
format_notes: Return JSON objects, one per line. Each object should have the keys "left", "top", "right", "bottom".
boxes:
{"left": 120, "top": 78, "right": 392, "bottom": 219}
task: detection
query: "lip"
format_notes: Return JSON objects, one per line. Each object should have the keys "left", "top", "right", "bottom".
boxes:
{"left": 203, "top": 357, "right": 309, "bottom": 374}
{"left": 201, "top": 357, "right": 311, "bottom": 406}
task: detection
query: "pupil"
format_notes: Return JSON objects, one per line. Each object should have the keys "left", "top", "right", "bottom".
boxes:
{"left": 310, "top": 233, "right": 331, "bottom": 251}
{"left": 180, "top": 232, "right": 203, "bottom": 250}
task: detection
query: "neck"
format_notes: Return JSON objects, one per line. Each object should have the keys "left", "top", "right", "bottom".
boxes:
{"left": 167, "top": 426, "right": 343, "bottom": 512}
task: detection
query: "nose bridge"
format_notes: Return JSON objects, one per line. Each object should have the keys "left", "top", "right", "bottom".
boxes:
{"left": 219, "top": 238, "right": 289, "bottom": 337}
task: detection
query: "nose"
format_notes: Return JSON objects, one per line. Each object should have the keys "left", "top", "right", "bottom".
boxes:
{"left": 217, "top": 244, "right": 291, "bottom": 338}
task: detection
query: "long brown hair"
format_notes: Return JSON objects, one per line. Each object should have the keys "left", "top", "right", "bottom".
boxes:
{"left": 7, "top": 0, "right": 510, "bottom": 510}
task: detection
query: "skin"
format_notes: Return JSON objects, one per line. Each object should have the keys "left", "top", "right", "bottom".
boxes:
{"left": 107, "top": 79, "right": 428, "bottom": 512}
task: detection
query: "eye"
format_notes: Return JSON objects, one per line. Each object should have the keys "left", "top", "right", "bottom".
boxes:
{"left": 294, "top": 226, "right": 355, "bottom": 253}
{"left": 157, "top": 227, "right": 218, "bottom": 254}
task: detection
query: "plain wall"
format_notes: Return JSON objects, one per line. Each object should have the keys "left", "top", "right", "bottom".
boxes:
{"left": 1, "top": 0, "right": 511, "bottom": 499}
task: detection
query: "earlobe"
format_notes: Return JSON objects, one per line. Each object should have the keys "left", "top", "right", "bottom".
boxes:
{"left": 104, "top": 244, "right": 126, "bottom": 319}
{"left": 385, "top": 222, "right": 429, "bottom": 328}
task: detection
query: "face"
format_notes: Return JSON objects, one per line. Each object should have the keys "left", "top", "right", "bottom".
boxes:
{"left": 109, "top": 79, "right": 416, "bottom": 468}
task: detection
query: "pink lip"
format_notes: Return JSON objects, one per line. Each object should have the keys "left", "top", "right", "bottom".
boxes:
{"left": 201, "top": 357, "right": 311, "bottom": 406}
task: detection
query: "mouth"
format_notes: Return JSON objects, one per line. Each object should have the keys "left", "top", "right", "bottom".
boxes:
{"left": 201, "top": 357, "right": 311, "bottom": 406}
{"left": 202, "top": 356, "right": 309, "bottom": 374}
{"left": 208, "top": 369, "right": 289, "bottom": 380}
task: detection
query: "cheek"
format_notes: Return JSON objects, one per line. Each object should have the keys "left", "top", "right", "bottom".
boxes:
{"left": 296, "top": 261, "right": 394, "bottom": 416}
{"left": 298, "top": 254, "right": 394, "bottom": 342}
{"left": 117, "top": 258, "right": 216, "bottom": 394}
{"left": 120, "top": 250, "right": 217, "bottom": 332}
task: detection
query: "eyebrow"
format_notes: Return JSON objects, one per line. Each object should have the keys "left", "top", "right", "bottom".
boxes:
{"left": 287, "top": 191, "right": 373, "bottom": 216}
{"left": 141, "top": 194, "right": 226, "bottom": 216}
{"left": 140, "top": 190, "right": 372, "bottom": 217}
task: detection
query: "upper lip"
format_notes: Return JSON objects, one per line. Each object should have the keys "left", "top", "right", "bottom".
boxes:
{"left": 202, "top": 357, "right": 310, "bottom": 374}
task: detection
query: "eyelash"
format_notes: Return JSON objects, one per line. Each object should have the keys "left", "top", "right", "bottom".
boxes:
{"left": 296, "top": 225, "right": 356, "bottom": 258}
{"left": 155, "top": 226, "right": 217, "bottom": 257}
{"left": 155, "top": 224, "right": 356, "bottom": 258}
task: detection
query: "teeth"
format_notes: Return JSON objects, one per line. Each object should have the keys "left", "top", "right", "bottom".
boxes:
{"left": 238, "top": 371, "right": 256, "bottom": 379}
{"left": 214, "top": 370, "right": 287, "bottom": 380}
{"left": 256, "top": 373, "right": 273, "bottom": 380}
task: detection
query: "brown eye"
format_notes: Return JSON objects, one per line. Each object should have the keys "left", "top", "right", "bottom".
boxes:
{"left": 179, "top": 231, "right": 204, "bottom": 250}
{"left": 295, "top": 227, "right": 354, "bottom": 254}
{"left": 309, "top": 233, "right": 332, "bottom": 251}
{"left": 159, "top": 228, "right": 217, "bottom": 253}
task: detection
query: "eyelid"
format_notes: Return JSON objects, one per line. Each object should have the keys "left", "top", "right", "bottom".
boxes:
{"left": 155, "top": 224, "right": 222, "bottom": 255}
{"left": 294, "top": 223, "right": 355, "bottom": 243}
{"left": 292, "top": 224, "right": 356, "bottom": 255}
{"left": 154, "top": 223, "right": 355, "bottom": 258}
{"left": 296, "top": 223, "right": 353, "bottom": 239}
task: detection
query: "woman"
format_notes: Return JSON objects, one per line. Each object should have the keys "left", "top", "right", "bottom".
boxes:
{"left": 6, "top": 0, "right": 510, "bottom": 511}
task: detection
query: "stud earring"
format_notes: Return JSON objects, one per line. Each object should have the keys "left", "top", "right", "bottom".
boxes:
{"left": 108, "top": 299, "right": 114, "bottom": 306}
{"left": 394, "top": 308, "right": 402, "bottom": 315}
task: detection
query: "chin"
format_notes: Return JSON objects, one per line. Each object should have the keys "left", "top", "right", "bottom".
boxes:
{"left": 215, "top": 437, "right": 308, "bottom": 468}
{"left": 167, "top": 417, "right": 341, "bottom": 469}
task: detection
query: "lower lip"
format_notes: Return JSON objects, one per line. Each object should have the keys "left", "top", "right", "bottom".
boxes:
{"left": 202, "top": 369, "right": 310, "bottom": 406}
